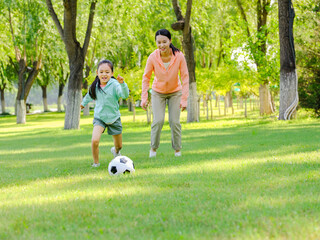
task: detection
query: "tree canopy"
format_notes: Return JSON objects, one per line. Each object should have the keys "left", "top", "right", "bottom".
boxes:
{"left": 0, "top": 0, "right": 319, "bottom": 119}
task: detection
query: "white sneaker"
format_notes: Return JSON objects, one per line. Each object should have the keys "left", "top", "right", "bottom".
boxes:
{"left": 91, "top": 163, "right": 100, "bottom": 167}
{"left": 111, "top": 147, "right": 121, "bottom": 158}
{"left": 174, "top": 151, "right": 181, "bottom": 157}
{"left": 149, "top": 149, "right": 157, "bottom": 158}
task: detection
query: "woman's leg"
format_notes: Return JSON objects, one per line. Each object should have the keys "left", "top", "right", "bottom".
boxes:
{"left": 151, "top": 91, "right": 166, "bottom": 151}
{"left": 112, "top": 134, "right": 122, "bottom": 153}
{"left": 168, "top": 91, "right": 182, "bottom": 151}
{"left": 92, "top": 125, "right": 105, "bottom": 164}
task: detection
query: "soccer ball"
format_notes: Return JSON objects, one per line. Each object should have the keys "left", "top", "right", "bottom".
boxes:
{"left": 108, "top": 156, "right": 135, "bottom": 176}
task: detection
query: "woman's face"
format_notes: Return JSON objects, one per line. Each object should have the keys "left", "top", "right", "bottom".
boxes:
{"left": 156, "top": 35, "right": 171, "bottom": 54}
{"left": 97, "top": 63, "right": 113, "bottom": 85}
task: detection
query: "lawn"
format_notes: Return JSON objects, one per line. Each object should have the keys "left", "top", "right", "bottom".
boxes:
{"left": 0, "top": 108, "right": 319, "bottom": 240}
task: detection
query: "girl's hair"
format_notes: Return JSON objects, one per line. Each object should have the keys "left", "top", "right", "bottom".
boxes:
{"left": 155, "top": 29, "right": 180, "bottom": 56}
{"left": 89, "top": 59, "right": 115, "bottom": 100}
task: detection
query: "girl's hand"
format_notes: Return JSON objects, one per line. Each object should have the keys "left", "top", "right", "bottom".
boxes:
{"left": 80, "top": 105, "right": 84, "bottom": 109}
{"left": 116, "top": 75, "right": 124, "bottom": 83}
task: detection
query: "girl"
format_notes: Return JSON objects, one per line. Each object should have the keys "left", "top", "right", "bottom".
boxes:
{"left": 141, "top": 29, "right": 189, "bottom": 158}
{"left": 81, "top": 60, "right": 129, "bottom": 167}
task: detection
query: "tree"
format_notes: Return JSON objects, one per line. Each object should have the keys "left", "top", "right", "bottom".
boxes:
{"left": 295, "top": 0, "right": 320, "bottom": 117}
{"left": 46, "top": 0, "right": 97, "bottom": 129}
{"left": 171, "top": 0, "right": 198, "bottom": 122}
{"left": 37, "top": 61, "right": 52, "bottom": 112}
{"left": 0, "top": 61, "right": 15, "bottom": 114}
{"left": 278, "top": 0, "right": 298, "bottom": 120}
{"left": 235, "top": 0, "right": 277, "bottom": 115}
{"left": 6, "top": 1, "right": 45, "bottom": 123}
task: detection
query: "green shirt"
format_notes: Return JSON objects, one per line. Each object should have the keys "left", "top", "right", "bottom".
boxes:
{"left": 81, "top": 78, "right": 129, "bottom": 124}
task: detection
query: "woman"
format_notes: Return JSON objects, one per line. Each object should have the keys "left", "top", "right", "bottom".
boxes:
{"left": 141, "top": 29, "right": 189, "bottom": 158}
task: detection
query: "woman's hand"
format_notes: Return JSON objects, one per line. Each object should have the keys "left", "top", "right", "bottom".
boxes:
{"left": 180, "top": 103, "right": 186, "bottom": 112}
{"left": 116, "top": 75, "right": 124, "bottom": 83}
{"left": 141, "top": 101, "right": 148, "bottom": 111}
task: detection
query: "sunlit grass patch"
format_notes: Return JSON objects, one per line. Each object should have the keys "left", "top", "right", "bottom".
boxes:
{"left": 0, "top": 110, "right": 319, "bottom": 239}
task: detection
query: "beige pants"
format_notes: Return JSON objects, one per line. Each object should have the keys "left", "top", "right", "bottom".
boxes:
{"left": 151, "top": 90, "right": 182, "bottom": 151}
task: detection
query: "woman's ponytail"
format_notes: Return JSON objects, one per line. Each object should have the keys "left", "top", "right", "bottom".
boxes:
{"left": 170, "top": 43, "right": 180, "bottom": 56}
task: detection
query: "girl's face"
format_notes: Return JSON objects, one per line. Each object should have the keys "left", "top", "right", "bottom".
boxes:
{"left": 156, "top": 35, "right": 171, "bottom": 54}
{"left": 97, "top": 63, "right": 113, "bottom": 85}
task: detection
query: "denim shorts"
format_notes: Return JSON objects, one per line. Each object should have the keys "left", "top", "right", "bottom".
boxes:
{"left": 93, "top": 117, "right": 122, "bottom": 135}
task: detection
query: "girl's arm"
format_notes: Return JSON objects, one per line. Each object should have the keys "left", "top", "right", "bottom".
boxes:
{"left": 115, "top": 80, "right": 129, "bottom": 100}
{"left": 81, "top": 92, "right": 94, "bottom": 108}
{"left": 141, "top": 56, "right": 154, "bottom": 109}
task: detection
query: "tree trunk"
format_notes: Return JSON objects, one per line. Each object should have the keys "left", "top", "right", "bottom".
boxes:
{"left": 244, "top": 97, "right": 247, "bottom": 118}
{"left": 202, "top": 94, "right": 206, "bottom": 116}
{"left": 259, "top": 83, "right": 274, "bottom": 115}
{"left": 131, "top": 96, "right": 136, "bottom": 122}
{"left": 197, "top": 94, "right": 201, "bottom": 120}
{"left": 239, "top": 97, "right": 244, "bottom": 109}
{"left": 278, "top": 0, "right": 298, "bottom": 120}
{"left": 128, "top": 98, "right": 133, "bottom": 112}
{"left": 64, "top": 58, "right": 84, "bottom": 129}
{"left": 224, "top": 96, "right": 227, "bottom": 116}
{"left": 57, "top": 82, "right": 65, "bottom": 112}
{"left": 217, "top": 94, "right": 221, "bottom": 115}
{"left": 187, "top": 82, "right": 199, "bottom": 122}
{"left": 171, "top": 0, "right": 198, "bottom": 122}
{"left": 215, "top": 93, "right": 219, "bottom": 107}
{"left": 206, "top": 95, "right": 209, "bottom": 120}
{"left": 226, "top": 90, "right": 233, "bottom": 108}
{"left": 41, "top": 86, "right": 48, "bottom": 112}
{"left": 146, "top": 104, "right": 152, "bottom": 124}
{"left": 16, "top": 59, "right": 41, "bottom": 124}
{"left": 0, "top": 88, "right": 5, "bottom": 114}
{"left": 184, "top": 33, "right": 198, "bottom": 122}
{"left": 210, "top": 95, "right": 213, "bottom": 120}
{"left": 236, "top": 96, "right": 239, "bottom": 109}
{"left": 16, "top": 100, "right": 26, "bottom": 124}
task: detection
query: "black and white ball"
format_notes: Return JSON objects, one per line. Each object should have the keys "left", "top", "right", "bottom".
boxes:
{"left": 108, "top": 156, "right": 135, "bottom": 176}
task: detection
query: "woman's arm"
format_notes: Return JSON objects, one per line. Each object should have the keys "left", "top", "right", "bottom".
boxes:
{"left": 141, "top": 56, "right": 154, "bottom": 110}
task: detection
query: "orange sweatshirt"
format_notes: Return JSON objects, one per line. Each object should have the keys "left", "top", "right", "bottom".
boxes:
{"left": 141, "top": 49, "right": 189, "bottom": 107}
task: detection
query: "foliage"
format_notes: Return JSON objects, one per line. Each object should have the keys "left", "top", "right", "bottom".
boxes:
{"left": 0, "top": 61, "right": 15, "bottom": 91}
{"left": 0, "top": 0, "right": 318, "bottom": 119}
{"left": 295, "top": 0, "right": 320, "bottom": 117}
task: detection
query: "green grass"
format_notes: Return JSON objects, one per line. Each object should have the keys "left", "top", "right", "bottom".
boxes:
{"left": 0, "top": 108, "right": 320, "bottom": 240}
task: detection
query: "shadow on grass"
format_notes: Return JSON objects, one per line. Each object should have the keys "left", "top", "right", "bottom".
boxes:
{"left": 1, "top": 157, "right": 320, "bottom": 239}
{"left": 1, "top": 117, "right": 319, "bottom": 191}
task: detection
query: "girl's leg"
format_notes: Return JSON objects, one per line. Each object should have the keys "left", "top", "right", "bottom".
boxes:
{"left": 112, "top": 134, "right": 122, "bottom": 153}
{"left": 92, "top": 125, "right": 105, "bottom": 164}
{"left": 168, "top": 91, "right": 182, "bottom": 152}
{"left": 151, "top": 91, "right": 166, "bottom": 151}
